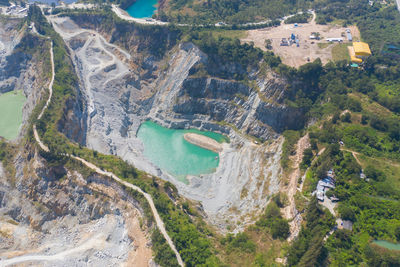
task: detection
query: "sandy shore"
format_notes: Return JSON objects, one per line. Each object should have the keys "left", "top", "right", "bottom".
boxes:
{"left": 184, "top": 133, "right": 223, "bottom": 153}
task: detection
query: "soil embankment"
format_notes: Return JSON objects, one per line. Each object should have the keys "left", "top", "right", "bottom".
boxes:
{"left": 184, "top": 133, "right": 222, "bottom": 153}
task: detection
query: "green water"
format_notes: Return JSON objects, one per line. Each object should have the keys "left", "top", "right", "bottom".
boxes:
{"left": 0, "top": 90, "right": 26, "bottom": 140}
{"left": 373, "top": 240, "right": 400, "bottom": 250}
{"left": 126, "top": 0, "right": 158, "bottom": 18}
{"left": 137, "top": 121, "right": 227, "bottom": 183}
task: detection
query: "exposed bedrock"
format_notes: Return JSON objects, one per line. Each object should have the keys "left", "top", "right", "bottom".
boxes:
{"left": 0, "top": 149, "right": 152, "bottom": 266}
{"left": 0, "top": 20, "right": 53, "bottom": 139}
{"left": 51, "top": 16, "right": 304, "bottom": 230}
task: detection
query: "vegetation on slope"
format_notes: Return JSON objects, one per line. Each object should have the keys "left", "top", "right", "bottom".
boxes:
{"left": 160, "top": 0, "right": 312, "bottom": 24}
{"left": 26, "top": 5, "right": 221, "bottom": 266}
{"left": 284, "top": 1, "right": 400, "bottom": 265}
{"left": 8, "top": 1, "right": 400, "bottom": 266}
{"left": 61, "top": 7, "right": 182, "bottom": 58}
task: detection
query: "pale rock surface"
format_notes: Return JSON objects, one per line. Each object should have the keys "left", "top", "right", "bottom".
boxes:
{"left": 50, "top": 16, "right": 296, "bottom": 231}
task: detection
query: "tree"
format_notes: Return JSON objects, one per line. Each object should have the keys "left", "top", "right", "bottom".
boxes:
{"left": 265, "top": 39, "right": 272, "bottom": 50}
{"left": 338, "top": 204, "right": 355, "bottom": 221}
{"left": 271, "top": 218, "right": 290, "bottom": 239}
{"left": 395, "top": 226, "right": 400, "bottom": 241}
{"left": 341, "top": 112, "right": 351, "bottom": 123}
{"left": 301, "top": 148, "right": 314, "bottom": 169}
{"left": 364, "top": 165, "right": 386, "bottom": 181}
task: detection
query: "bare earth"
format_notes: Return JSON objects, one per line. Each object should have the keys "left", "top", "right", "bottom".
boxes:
{"left": 184, "top": 133, "right": 223, "bottom": 153}
{"left": 242, "top": 12, "right": 360, "bottom": 67}
{"left": 30, "top": 39, "right": 184, "bottom": 267}
{"left": 282, "top": 134, "right": 310, "bottom": 241}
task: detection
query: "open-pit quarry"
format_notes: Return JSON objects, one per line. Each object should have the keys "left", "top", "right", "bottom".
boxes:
{"left": 48, "top": 15, "right": 296, "bottom": 230}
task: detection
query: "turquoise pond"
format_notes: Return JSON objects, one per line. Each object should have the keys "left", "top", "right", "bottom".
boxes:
{"left": 0, "top": 90, "right": 26, "bottom": 140}
{"left": 137, "top": 121, "right": 228, "bottom": 183}
{"left": 126, "top": 0, "right": 158, "bottom": 18}
{"left": 373, "top": 240, "right": 400, "bottom": 251}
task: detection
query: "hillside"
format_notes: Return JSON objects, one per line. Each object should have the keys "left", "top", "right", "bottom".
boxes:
{"left": 0, "top": 1, "right": 399, "bottom": 266}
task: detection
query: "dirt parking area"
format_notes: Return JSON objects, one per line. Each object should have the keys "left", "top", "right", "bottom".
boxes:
{"left": 241, "top": 13, "right": 360, "bottom": 68}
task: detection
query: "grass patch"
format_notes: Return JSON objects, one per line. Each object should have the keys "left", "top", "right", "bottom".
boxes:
{"left": 303, "top": 169, "right": 317, "bottom": 196}
{"left": 210, "top": 29, "right": 247, "bottom": 40}
{"left": 317, "top": 42, "right": 331, "bottom": 49}
{"left": 217, "top": 228, "right": 285, "bottom": 266}
{"left": 357, "top": 153, "right": 400, "bottom": 189}
{"left": 281, "top": 130, "right": 301, "bottom": 171}
{"left": 331, "top": 43, "right": 351, "bottom": 61}
{"left": 294, "top": 191, "right": 308, "bottom": 213}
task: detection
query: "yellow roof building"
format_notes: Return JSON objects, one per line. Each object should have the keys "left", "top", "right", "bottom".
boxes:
{"left": 348, "top": 46, "right": 362, "bottom": 63}
{"left": 353, "top": 42, "right": 372, "bottom": 57}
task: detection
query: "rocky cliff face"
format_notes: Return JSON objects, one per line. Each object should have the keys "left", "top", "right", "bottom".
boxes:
{"left": 0, "top": 147, "right": 153, "bottom": 266}
{"left": 0, "top": 18, "right": 25, "bottom": 94}
{"left": 0, "top": 19, "right": 154, "bottom": 265}
{"left": 50, "top": 16, "right": 298, "bottom": 231}
{"left": 0, "top": 19, "right": 56, "bottom": 139}
{"left": 174, "top": 74, "right": 302, "bottom": 140}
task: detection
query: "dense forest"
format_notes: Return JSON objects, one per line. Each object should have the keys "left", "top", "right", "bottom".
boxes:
{"left": 159, "top": 0, "right": 312, "bottom": 24}
{"left": 282, "top": 0, "right": 400, "bottom": 265}
{"left": 185, "top": 0, "right": 400, "bottom": 264}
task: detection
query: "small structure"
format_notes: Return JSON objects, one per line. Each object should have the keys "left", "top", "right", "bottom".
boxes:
{"left": 326, "top": 38, "right": 343, "bottom": 42}
{"left": 280, "top": 38, "right": 289, "bottom": 46}
{"left": 330, "top": 196, "right": 340, "bottom": 202}
{"left": 315, "top": 169, "right": 336, "bottom": 202}
{"left": 349, "top": 41, "right": 372, "bottom": 64}
{"left": 353, "top": 42, "right": 372, "bottom": 57}
{"left": 341, "top": 220, "right": 353, "bottom": 231}
{"left": 360, "top": 169, "right": 366, "bottom": 179}
{"left": 317, "top": 191, "right": 324, "bottom": 201}
{"left": 319, "top": 180, "right": 335, "bottom": 189}
{"left": 346, "top": 32, "right": 352, "bottom": 41}
{"left": 215, "top": 22, "right": 226, "bottom": 27}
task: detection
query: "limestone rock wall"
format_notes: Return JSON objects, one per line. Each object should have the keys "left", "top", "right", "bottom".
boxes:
{"left": 51, "top": 16, "right": 298, "bottom": 231}
{"left": 0, "top": 148, "right": 152, "bottom": 266}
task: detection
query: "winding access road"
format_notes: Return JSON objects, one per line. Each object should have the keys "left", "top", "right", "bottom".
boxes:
{"left": 19, "top": 38, "right": 184, "bottom": 267}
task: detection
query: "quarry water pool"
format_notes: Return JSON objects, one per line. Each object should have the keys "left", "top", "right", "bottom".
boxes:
{"left": 373, "top": 240, "right": 400, "bottom": 250}
{"left": 126, "top": 0, "right": 158, "bottom": 18}
{"left": 0, "top": 90, "right": 25, "bottom": 140}
{"left": 137, "top": 121, "right": 228, "bottom": 183}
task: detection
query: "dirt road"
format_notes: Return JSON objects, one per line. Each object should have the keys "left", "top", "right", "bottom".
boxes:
{"left": 1, "top": 233, "right": 106, "bottom": 266}
{"left": 28, "top": 39, "right": 184, "bottom": 267}
{"left": 282, "top": 134, "right": 310, "bottom": 241}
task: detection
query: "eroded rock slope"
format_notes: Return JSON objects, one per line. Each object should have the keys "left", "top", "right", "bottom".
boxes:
{"left": 51, "top": 16, "right": 299, "bottom": 230}
{"left": 0, "top": 18, "right": 51, "bottom": 138}
{"left": 0, "top": 20, "right": 152, "bottom": 266}
{"left": 0, "top": 150, "right": 152, "bottom": 266}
